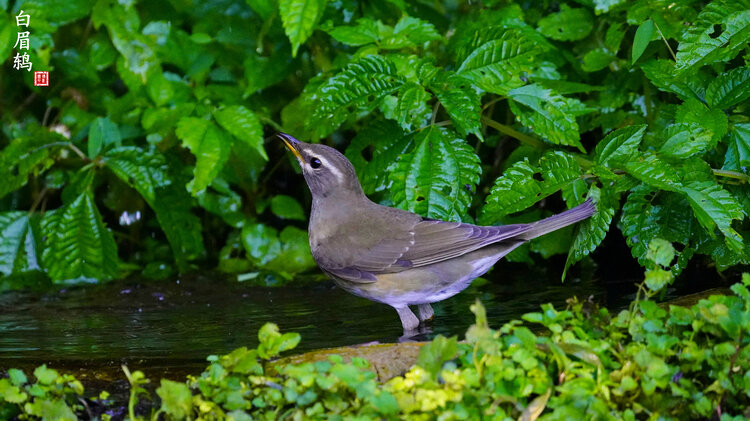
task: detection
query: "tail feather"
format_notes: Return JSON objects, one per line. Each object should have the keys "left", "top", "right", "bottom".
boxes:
{"left": 518, "top": 199, "right": 596, "bottom": 241}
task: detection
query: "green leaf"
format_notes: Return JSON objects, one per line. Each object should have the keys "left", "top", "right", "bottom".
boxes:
{"left": 675, "top": 2, "right": 750, "bottom": 73}
{"left": 582, "top": 48, "right": 615, "bottom": 72}
{"left": 594, "top": 125, "right": 646, "bottom": 167}
{"left": 659, "top": 123, "right": 714, "bottom": 160}
{"left": 176, "top": 117, "right": 232, "bottom": 194}
{"left": 479, "top": 151, "right": 581, "bottom": 224}
{"left": 416, "top": 335, "right": 458, "bottom": 377}
{"left": 391, "top": 16, "right": 441, "bottom": 45}
{"left": 41, "top": 192, "right": 120, "bottom": 283}
{"left": 457, "top": 27, "right": 546, "bottom": 95}
{"left": 327, "top": 18, "right": 380, "bottom": 46}
{"left": 104, "top": 147, "right": 205, "bottom": 269}
{"left": 632, "top": 19, "right": 654, "bottom": 64}
{"left": 309, "top": 55, "right": 403, "bottom": 138}
{"left": 723, "top": 123, "right": 750, "bottom": 172}
{"left": 646, "top": 238, "right": 675, "bottom": 268}
{"left": 157, "top": 379, "right": 193, "bottom": 419}
{"left": 0, "top": 212, "right": 42, "bottom": 276}
{"left": 391, "top": 82, "right": 431, "bottom": 130}
{"left": 0, "top": 134, "right": 63, "bottom": 200}
{"left": 675, "top": 98, "right": 728, "bottom": 143}
{"left": 537, "top": 6, "right": 593, "bottom": 41}
{"left": 389, "top": 127, "right": 481, "bottom": 221}
{"left": 680, "top": 181, "right": 745, "bottom": 253}
{"left": 270, "top": 195, "right": 305, "bottom": 221}
{"left": 624, "top": 153, "right": 682, "bottom": 191}
{"left": 344, "top": 119, "right": 410, "bottom": 194}
{"left": 25, "top": 399, "right": 76, "bottom": 421}
{"left": 639, "top": 60, "right": 699, "bottom": 101}
{"left": 0, "top": 378, "right": 27, "bottom": 404}
{"left": 563, "top": 186, "right": 616, "bottom": 279}
{"left": 88, "top": 116, "right": 121, "bottom": 158}
{"left": 279, "top": 0, "right": 326, "bottom": 57}
{"left": 705, "top": 66, "right": 750, "bottom": 109}
{"left": 0, "top": 13, "right": 15, "bottom": 63}
{"left": 214, "top": 105, "right": 267, "bottom": 160}
{"left": 427, "top": 72, "right": 483, "bottom": 140}
{"left": 508, "top": 84, "right": 586, "bottom": 151}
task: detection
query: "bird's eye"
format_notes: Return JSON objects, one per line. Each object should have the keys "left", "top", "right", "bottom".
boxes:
{"left": 310, "top": 157, "right": 322, "bottom": 169}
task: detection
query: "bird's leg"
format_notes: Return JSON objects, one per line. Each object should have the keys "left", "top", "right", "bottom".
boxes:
{"left": 417, "top": 304, "right": 434, "bottom": 322}
{"left": 394, "top": 306, "right": 419, "bottom": 331}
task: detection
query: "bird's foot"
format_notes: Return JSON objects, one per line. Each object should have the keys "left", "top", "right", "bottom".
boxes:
{"left": 394, "top": 306, "right": 420, "bottom": 331}
{"left": 417, "top": 304, "right": 434, "bottom": 322}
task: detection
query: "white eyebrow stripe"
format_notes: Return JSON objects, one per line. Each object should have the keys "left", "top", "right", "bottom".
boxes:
{"left": 314, "top": 155, "right": 344, "bottom": 181}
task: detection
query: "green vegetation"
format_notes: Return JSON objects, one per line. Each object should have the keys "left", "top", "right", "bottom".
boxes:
{"left": 3, "top": 273, "right": 750, "bottom": 419}
{"left": 1, "top": 0, "right": 748, "bottom": 288}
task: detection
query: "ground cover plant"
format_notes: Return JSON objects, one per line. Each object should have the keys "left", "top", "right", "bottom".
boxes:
{"left": 0, "top": 0, "right": 748, "bottom": 288}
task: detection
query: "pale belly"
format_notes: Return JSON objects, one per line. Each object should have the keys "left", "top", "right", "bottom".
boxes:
{"left": 326, "top": 242, "right": 524, "bottom": 307}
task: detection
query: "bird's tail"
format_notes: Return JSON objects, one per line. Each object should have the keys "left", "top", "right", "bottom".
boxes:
{"left": 518, "top": 199, "right": 597, "bottom": 241}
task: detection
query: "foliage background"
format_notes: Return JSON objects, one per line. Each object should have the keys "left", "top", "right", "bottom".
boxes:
{"left": 0, "top": 0, "right": 749, "bottom": 289}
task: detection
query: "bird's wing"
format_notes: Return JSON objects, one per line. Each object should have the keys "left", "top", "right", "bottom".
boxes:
{"left": 315, "top": 220, "right": 534, "bottom": 283}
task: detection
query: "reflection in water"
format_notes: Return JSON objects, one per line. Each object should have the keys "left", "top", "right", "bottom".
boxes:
{"left": 0, "top": 264, "right": 617, "bottom": 374}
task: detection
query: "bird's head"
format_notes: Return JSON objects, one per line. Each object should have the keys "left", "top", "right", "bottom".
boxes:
{"left": 278, "top": 133, "right": 363, "bottom": 199}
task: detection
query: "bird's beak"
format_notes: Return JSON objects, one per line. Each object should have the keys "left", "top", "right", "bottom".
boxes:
{"left": 277, "top": 133, "right": 304, "bottom": 162}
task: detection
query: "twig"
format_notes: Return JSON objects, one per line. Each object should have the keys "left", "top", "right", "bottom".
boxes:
{"left": 430, "top": 101, "right": 440, "bottom": 125}
{"left": 712, "top": 168, "right": 749, "bottom": 183}
{"left": 480, "top": 117, "right": 545, "bottom": 149}
{"left": 653, "top": 21, "right": 676, "bottom": 61}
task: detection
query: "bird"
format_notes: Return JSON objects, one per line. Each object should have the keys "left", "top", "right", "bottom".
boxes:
{"left": 278, "top": 133, "right": 596, "bottom": 331}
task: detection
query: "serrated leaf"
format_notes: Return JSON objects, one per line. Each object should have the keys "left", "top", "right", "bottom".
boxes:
{"left": 479, "top": 150, "right": 581, "bottom": 224}
{"left": 563, "top": 186, "right": 616, "bottom": 279}
{"left": 391, "top": 16, "right": 441, "bottom": 45}
{"left": 214, "top": 105, "right": 267, "bottom": 160}
{"left": 537, "top": 6, "right": 593, "bottom": 41}
{"left": 582, "top": 48, "right": 615, "bottom": 72}
{"left": 309, "top": 55, "right": 403, "bottom": 138}
{"left": 508, "top": 84, "right": 586, "bottom": 151}
{"left": 659, "top": 123, "right": 714, "bottom": 160}
{"left": 675, "top": 98, "right": 728, "bottom": 142}
{"left": 41, "top": 192, "right": 119, "bottom": 283}
{"left": 104, "top": 147, "right": 205, "bottom": 269}
{"left": 392, "top": 82, "right": 431, "bottom": 130}
{"left": 632, "top": 19, "right": 654, "bottom": 64}
{"left": 389, "top": 127, "right": 481, "bottom": 221}
{"left": 723, "top": 123, "right": 750, "bottom": 172}
{"left": 675, "top": 1, "right": 750, "bottom": 73}
{"left": 605, "top": 22, "right": 626, "bottom": 52}
{"left": 0, "top": 134, "right": 64, "bottom": 200}
{"left": 680, "top": 181, "right": 745, "bottom": 253}
{"left": 176, "top": 117, "right": 232, "bottom": 194}
{"left": 0, "top": 212, "right": 42, "bottom": 276}
{"left": 327, "top": 18, "right": 380, "bottom": 46}
{"left": 595, "top": 125, "right": 646, "bottom": 166}
{"left": 88, "top": 116, "right": 121, "bottom": 158}
{"left": 624, "top": 153, "right": 682, "bottom": 191}
{"left": 457, "top": 27, "right": 546, "bottom": 95}
{"left": 639, "top": 60, "right": 699, "bottom": 101}
{"left": 706, "top": 66, "right": 750, "bottom": 110}
{"left": 279, "top": 0, "right": 326, "bottom": 57}
{"left": 428, "top": 73, "right": 483, "bottom": 140}
{"left": 344, "top": 119, "right": 411, "bottom": 194}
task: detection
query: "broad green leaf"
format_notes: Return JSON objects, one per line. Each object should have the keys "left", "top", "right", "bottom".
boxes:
{"left": 279, "top": 0, "right": 326, "bottom": 57}
{"left": 537, "top": 6, "right": 593, "bottom": 41}
{"left": 680, "top": 181, "right": 745, "bottom": 253}
{"left": 594, "top": 0, "right": 626, "bottom": 13}
{"left": 104, "top": 147, "right": 205, "bottom": 269}
{"left": 659, "top": 123, "right": 714, "bottom": 160}
{"left": 327, "top": 18, "right": 380, "bottom": 46}
{"left": 344, "top": 119, "right": 410, "bottom": 194}
{"left": 214, "top": 105, "right": 267, "bottom": 160}
{"left": 705, "top": 67, "right": 750, "bottom": 110}
{"left": 508, "top": 84, "right": 586, "bottom": 151}
{"left": 582, "top": 48, "right": 615, "bottom": 72}
{"left": 595, "top": 125, "right": 646, "bottom": 167}
{"left": 0, "top": 13, "right": 13, "bottom": 62}
{"left": 88, "top": 116, "right": 121, "bottom": 158}
{"left": 0, "top": 378, "right": 27, "bottom": 403}
{"left": 631, "top": 19, "right": 654, "bottom": 64}
{"left": 639, "top": 60, "right": 699, "bottom": 101}
{"left": 0, "top": 212, "right": 41, "bottom": 276}
{"left": 457, "top": 27, "right": 546, "bottom": 95}
{"left": 392, "top": 82, "right": 431, "bottom": 130}
{"left": 416, "top": 335, "right": 458, "bottom": 377}
{"left": 246, "top": 0, "right": 275, "bottom": 19}
{"left": 243, "top": 47, "right": 295, "bottom": 95}
{"left": 605, "top": 22, "right": 626, "bottom": 52}
{"left": 563, "top": 186, "right": 616, "bottom": 279}
{"left": 389, "top": 127, "right": 481, "bottom": 221}
{"left": 428, "top": 73, "right": 483, "bottom": 141}
{"left": 391, "top": 16, "right": 441, "bottom": 45}
{"left": 0, "top": 134, "right": 63, "bottom": 200}
{"left": 309, "top": 55, "right": 403, "bottom": 139}
{"left": 624, "top": 153, "right": 682, "bottom": 191}
{"left": 41, "top": 192, "right": 119, "bottom": 283}
{"left": 157, "top": 380, "right": 193, "bottom": 419}
{"left": 675, "top": 1, "right": 750, "bottom": 73}
{"left": 13, "top": 0, "right": 94, "bottom": 26}
{"left": 176, "top": 117, "right": 232, "bottom": 194}
{"left": 479, "top": 151, "right": 581, "bottom": 224}
{"left": 25, "top": 399, "right": 76, "bottom": 421}
{"left": 327, "top": 16, "right": 439, "bottom": 49}
{"left": 270, "top": 195, "right": 305, "bottom": 221}
{"left": 723, "top": 124, "right": 750, "bottom": 172}
{"left": 675, "top": 98, "right": 728, "bottom": 143}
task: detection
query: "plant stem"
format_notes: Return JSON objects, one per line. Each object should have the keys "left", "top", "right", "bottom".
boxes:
{"left": 653, "top": 21, "right": 676, "bottom": 61}
{"left": 480, "top": 117, "right": 545, "bottom": 149}
{"left": 712, "top": 169, "right": 749, "bottom": 183}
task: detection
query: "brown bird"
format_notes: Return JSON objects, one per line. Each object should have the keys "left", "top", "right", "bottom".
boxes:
{"left": 279, "top": 133, "right": 596, "bottom": 331}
